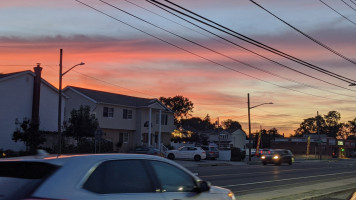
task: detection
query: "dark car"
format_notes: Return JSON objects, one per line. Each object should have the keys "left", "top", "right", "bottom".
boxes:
{"left": 201, "top": 146, "right": 219, "bottom": 160}
{"left": 260, "top": 149, "right": 294, "bottom": 165}
{"left": 133, "top": 146, "right": 163, "bottom": 156}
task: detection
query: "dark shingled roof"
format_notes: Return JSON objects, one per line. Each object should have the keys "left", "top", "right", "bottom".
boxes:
{"left": 68, "top": 86, "right": 157, "bottom": 107}
{"left": 0, "top": 70, "right": 31, "bottom": 79}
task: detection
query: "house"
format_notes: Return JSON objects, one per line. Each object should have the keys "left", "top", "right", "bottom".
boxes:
{"left": 0, "top": 65, "right": 64, "bottom": 151}
{"left": 208, "top": 129, "right": 247, "bottom": 150}
{"left": 63, "top": 86, "right": 175, "bottom": 152}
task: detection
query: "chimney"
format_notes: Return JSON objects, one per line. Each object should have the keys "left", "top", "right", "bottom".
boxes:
{"left": 32, "top": 63, "right": 42, "bottom": 126}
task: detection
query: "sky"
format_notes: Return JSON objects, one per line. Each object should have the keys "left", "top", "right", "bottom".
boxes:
{"left": 1, "top": 0, "right": 356, "bottom": 136}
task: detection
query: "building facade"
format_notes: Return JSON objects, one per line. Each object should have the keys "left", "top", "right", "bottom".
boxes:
{"left": 63, "top": 86, "right": 175, "bottom": 152}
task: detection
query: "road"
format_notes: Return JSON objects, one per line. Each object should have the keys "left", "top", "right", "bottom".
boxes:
{"left": 184, "top": 159, "right": 356, "bottom": 199}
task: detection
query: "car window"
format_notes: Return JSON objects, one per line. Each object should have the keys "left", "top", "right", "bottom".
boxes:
{"left": 83, "top": 159, "right": 155, "bottom": 194}
{"left": 0, "top": 161, "right": 59, "bottom": 200}
{"left": 149, "top": 161, "right": 197, "bottom": 192}
{"left": 179, "top": 147, "right": 188, "bottom": 151}
{"left": 201, "top": 147, "right": 208, "bottom": 151}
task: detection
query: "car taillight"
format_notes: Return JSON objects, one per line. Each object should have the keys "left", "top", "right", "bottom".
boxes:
{"left": 202, "top": 152, "right": 206, "bottom": 154}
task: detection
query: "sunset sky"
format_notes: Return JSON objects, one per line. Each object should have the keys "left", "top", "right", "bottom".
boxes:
{"left": 1, "top": 0, "right": 356, "bottom": 136}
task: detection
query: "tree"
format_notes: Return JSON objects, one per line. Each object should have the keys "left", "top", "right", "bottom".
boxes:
{"left": 12, "top": 118, "right": 46, "bottom": 154}
{"left": 222, "top": 119, "right": 242, "bottom": 130}
{"left": 159, "top": 95, "right": 194, "bottom": 123}
{"left": 293, "top": 116, "right": 326, "bottom": 137}
{"left": 323, "top": 111, "right": 341, "bottom": 138}
{"left": 64, "top": 105, "right": 99, "bottom": 142}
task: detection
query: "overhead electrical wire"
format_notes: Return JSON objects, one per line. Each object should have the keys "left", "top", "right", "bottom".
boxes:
{"left": 152, "top": 0, "right": 356, "bottom": 85}
{"left": 349, "top": 0, "right": 356, "bottom": 7}
{"left": 250, "top": 0, "right": 356, "bottom": 67}
{"left": 100, "top": 0, "right": 356, "bottom": 98}
{"left": 74, "top": 0, "right": 356, "bottom": 102}
{"left": 145, "top": 0, "right": 356, "bottom": 96}
{"left": 319, "top": 0, "right": 356, "bottom": 26}
{"left": 341, "top": 0, "right": 356, "bottom": 12}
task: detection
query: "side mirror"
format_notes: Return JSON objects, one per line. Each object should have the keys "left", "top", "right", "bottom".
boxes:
{"left": 196, "top": 180, "right": 211, "bottom": 193}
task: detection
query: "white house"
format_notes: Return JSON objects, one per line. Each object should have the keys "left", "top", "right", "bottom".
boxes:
{"left": 0, "top": 65, "right": 64, "bottom": 151}
{"left": 63, "top": 86, "right": 175, "bottom": 152}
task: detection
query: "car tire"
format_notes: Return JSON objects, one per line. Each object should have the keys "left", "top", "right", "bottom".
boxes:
{"left": 194, "top": 155, "right": 201, "bottom": 161}
{"left": 168, "top": 153, "right": 175, "bottom": 160}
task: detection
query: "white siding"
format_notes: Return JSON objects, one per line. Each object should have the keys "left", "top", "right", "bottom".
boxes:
{"left": 0, "top": 73, "right": 62, "bottom": 151}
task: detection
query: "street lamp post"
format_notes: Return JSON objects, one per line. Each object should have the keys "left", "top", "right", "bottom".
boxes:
{"left": 58, "top": 49, "right": 84, "bottom": 156}
{"left": 248, "top": 93, "right": 273, "bottom": 161}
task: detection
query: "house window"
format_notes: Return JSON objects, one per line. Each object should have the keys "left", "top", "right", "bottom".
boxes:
{"left": 123, "top": 109, "right": 133, "bottom": 119}
{"left": 119, "top": 132, "right": 129, "bottom": 144}
{"left": 155, "top": 113, "right": 168, "bottom": 125}
{"left": 103, "top": 107, "right": 114, "bottom": 118}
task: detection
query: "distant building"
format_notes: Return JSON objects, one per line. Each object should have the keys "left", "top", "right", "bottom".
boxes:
{"left": 0, "top": 65, "right": 64, "bottom": 151}
{"left": 271, "top": 134, "right": 355, "bottom": 158}
{"left": 208, "top": 129, "right": 247, "bottom": 150}
{"left": 63, "top": 86, "right": 175, "bottom": 152}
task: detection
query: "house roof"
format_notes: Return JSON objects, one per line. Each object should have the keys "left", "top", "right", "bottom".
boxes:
{"left": 0, "top": 70, "right": 32, "bottom": 80}
{"left": 66, "top": 86, "right": 171, "bottom": 111}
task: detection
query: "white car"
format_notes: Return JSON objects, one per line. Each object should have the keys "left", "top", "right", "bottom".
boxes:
{"left": 0, "top": 154, "right": 235, "bottom": 200}
{"left": 166, "top": 146, "right": 207, "bottom": 161}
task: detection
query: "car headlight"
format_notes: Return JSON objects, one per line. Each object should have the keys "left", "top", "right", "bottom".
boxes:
{"left": 261, "top": 155, "right": 266, "bottom": 159}
{"left": 273, "top": 155, "right": 279, "bottom": 159}
{"left": 228, "top": 191, "right": 236, "bottom": 200}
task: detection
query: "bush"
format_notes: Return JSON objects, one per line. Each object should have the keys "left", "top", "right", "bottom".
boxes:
{"left": 231, "top": 147, "right": 246, "bottom": 161}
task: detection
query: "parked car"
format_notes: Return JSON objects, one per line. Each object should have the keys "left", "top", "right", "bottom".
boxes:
{"left": 133, "top": 146, "right": 163, "bottom": 156}
{"left": 260, "top": 149, "right": 294, "bottom": 165}
{"left": 166, "top": 146, "right": 207, "bottom": 161}
{"left": 201, "top": 146, "right": 219, "bottom": 160}
{"left": 0, "top": 154, "right": 235, "bottom": 200}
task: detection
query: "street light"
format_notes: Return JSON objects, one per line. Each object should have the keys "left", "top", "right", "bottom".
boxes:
{"left": 248, "top": 93, "right": 273, "bottom": 161}
{"left": 58, "top": 49, "right": 85, "bottom": 156}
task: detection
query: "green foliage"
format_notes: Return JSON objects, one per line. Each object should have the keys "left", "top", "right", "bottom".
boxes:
{"left": 180, "top": 116, "right": 214, "bottom": 131}
{"left": 64, "top": 105, "right": 99, "bottom": 141}
{"left": 63, "top": 138, "right": 113, "bottom": 154}
{"left": 12, "top": 118, "right": 46, "bottom": 154}
{"left": 159, "top": 96, "right": 194, "bottom": 123}
{"left": 222, "top": 119, "right": 242, "bottom": 130}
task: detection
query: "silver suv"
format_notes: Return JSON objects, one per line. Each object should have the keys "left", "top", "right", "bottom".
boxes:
{"left": 201, "top": 146, "right": 219, "bottom": 160}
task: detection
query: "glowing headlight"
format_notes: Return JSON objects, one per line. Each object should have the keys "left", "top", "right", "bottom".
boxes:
{"left": 261, "top": 155, "right": 266, "bottom": 159}
{"left": 273, "top": 155, "right": 279, "bottom": 159}
{"left": 228, "top": 191, "right": 236, "bottom": 200}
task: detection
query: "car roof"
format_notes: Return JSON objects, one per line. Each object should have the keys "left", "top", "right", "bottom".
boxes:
{"left": 0, "top": 153, "right": 170, "bottom": 166}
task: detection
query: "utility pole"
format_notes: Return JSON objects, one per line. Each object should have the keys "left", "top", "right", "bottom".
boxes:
{"left": 58, "top": 49, "right": 63, "bottom": 156}
{"left": 248, "top": 93, "right": 252, "bottom": 161}
{"left": 317, "top": 111, "right": 322, "bottom": 160}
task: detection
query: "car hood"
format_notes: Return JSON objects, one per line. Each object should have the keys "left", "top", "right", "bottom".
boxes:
{"left": 209, "top": 185, "right": 231, "bottom": 194}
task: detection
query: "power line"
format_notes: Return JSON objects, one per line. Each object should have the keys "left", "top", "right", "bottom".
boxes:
{"left": 153, "top": 0, "right": 356, "bottom": 84}
{"left": 146, "top": 0, "right": 356, "bottom": 97}
{"left": 250, "top": 0, "right": 356, "bottom": 67}
{"left": 99, "top": 0, "right": 356, "bottom": 99}
{"left": 341, "top": 0, "right": 356, "bottom": 12}
{"left": 75, "top": 0, "right": 356, "bottom": 103}
{"left": 319, "top": 0, "right": 356, "bottom": 26}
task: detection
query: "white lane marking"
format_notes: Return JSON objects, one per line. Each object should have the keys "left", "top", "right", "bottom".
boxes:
{"left": 220, "top": 171, "right": 356, "bottom": 187}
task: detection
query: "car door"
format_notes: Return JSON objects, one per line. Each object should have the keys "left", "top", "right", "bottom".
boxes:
{"left": 178, "top": 147, "right": 189, "bottom": 159}
{"left": 148, "top": 160, "right": 216, "bottom": 200}
{"left": 81, "top": 159, "right": 164, "bottom": 200}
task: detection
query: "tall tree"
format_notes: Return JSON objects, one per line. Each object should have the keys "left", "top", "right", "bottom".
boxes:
{"left": 12, "top": 118, "right": 46, "bottom": 154}
{"left": 323, "top": 111, "right": 341, "bottom": 138}
{"left": 159, "top": 95, "right": 194, "bottom": 123}
{"left": 222, "top": 119, "right": 242, "bottom": 130}
{"left": 64, "top": 105, "right": 99, "bottom": 142}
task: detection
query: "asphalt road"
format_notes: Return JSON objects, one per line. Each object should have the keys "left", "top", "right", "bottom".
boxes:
{"left": 184, "top": 159, "right": 356, "bottom": 199}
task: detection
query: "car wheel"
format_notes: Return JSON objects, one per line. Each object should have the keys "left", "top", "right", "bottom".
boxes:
{"left": 194, "top": 155, "right": 201, "bottom": 161}
{"left": 168, "top": 153, "right": 175, "bottom": 160}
